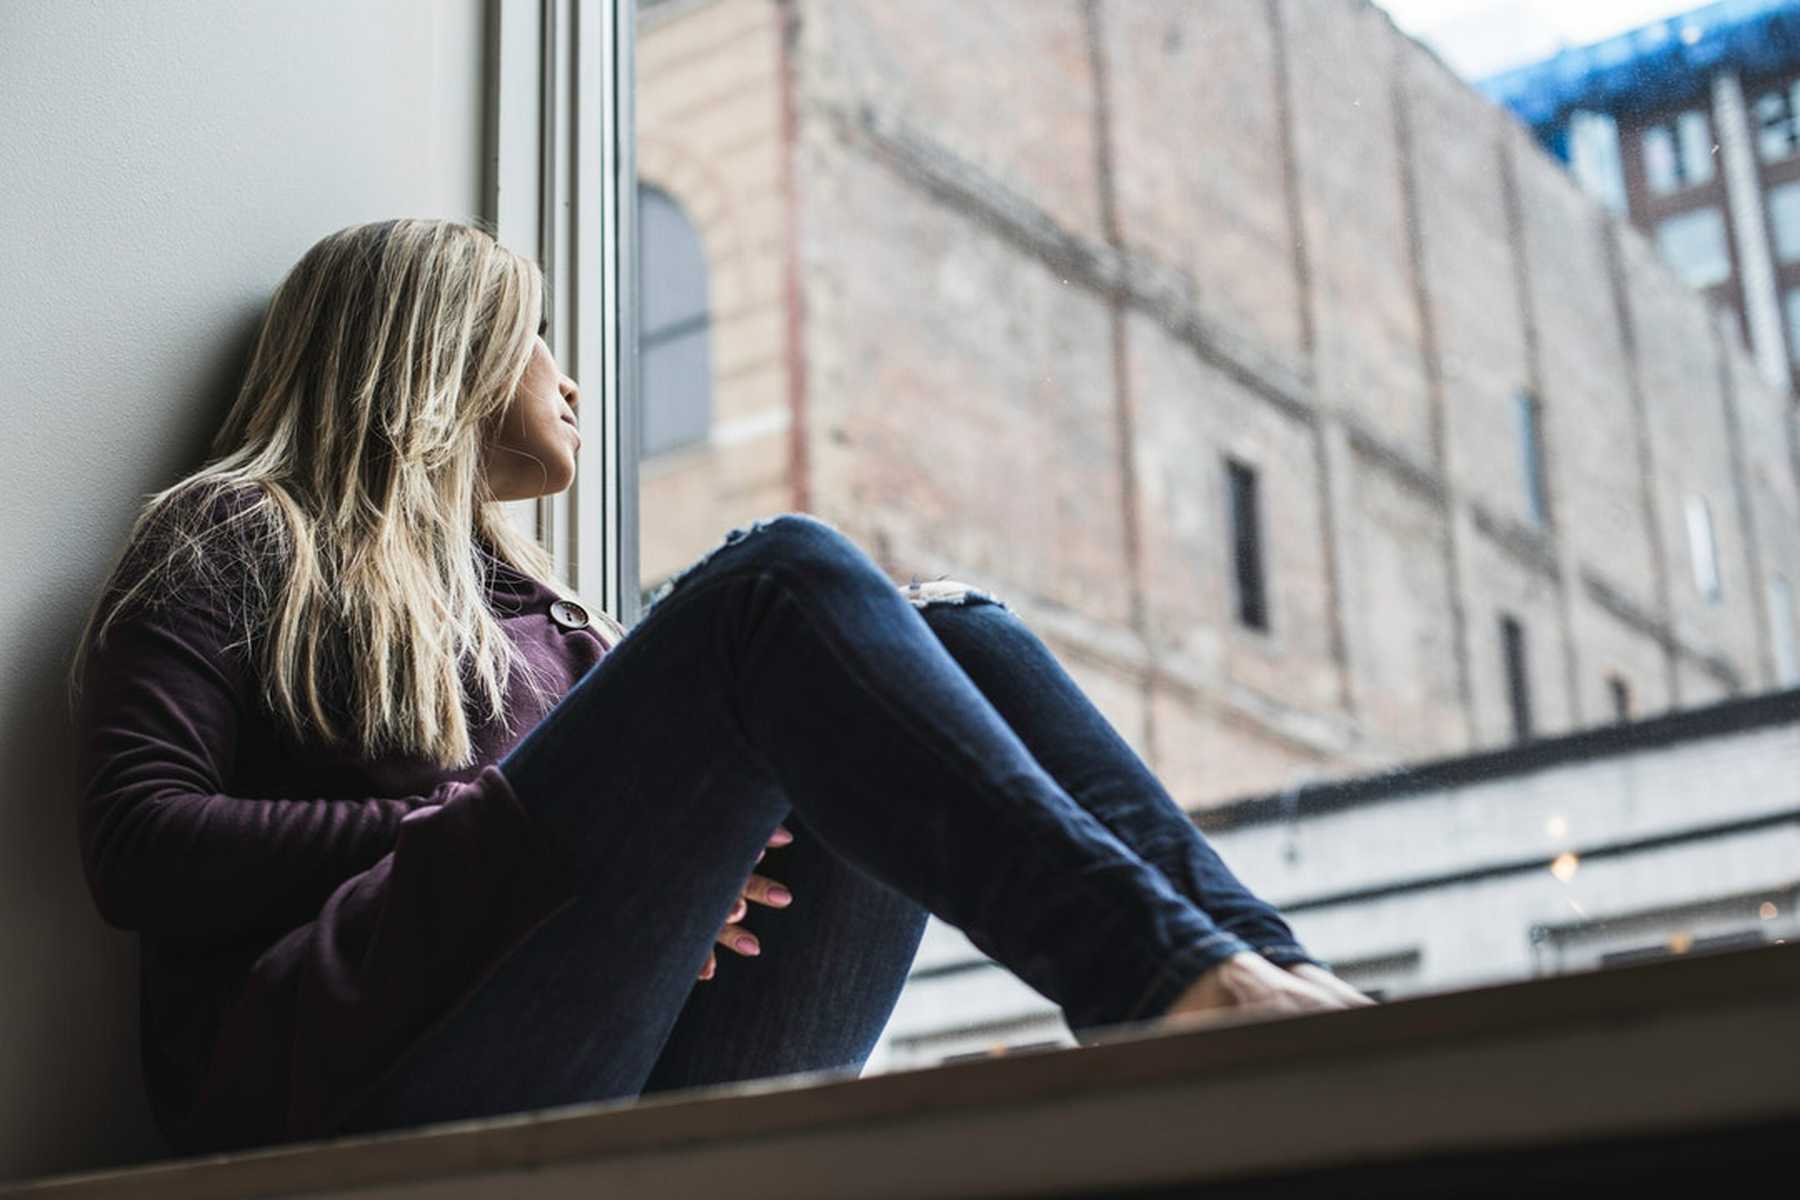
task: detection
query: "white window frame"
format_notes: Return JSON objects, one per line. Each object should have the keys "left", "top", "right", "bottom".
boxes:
{"left": 489, "top": 0, "right": 641, "bottom": 628}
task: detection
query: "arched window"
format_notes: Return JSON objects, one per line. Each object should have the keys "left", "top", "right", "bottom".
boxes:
{"left": 636, "top": 184, "right": 713, "bottom": 458}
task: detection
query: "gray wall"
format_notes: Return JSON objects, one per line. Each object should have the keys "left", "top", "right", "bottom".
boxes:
{"left": 0, "top": 0, "right": 491, "bottom": 1180}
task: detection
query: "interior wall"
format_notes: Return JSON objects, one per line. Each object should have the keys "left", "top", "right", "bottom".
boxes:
{"left": 0, "top": 0, "right": 492, "bottom": 1181}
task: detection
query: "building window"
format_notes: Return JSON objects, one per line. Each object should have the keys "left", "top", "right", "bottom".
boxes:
{"left": 1607, "top": 674, "right": 1632, "bottom": 723}
{"left": 1516, "top": 389, "right": 1549, "bottom": 526}
{"left": 1501, "top": 614, "right": 1533, "bottom": 744}
{"left": 1768, "top": 181, "right": 1800, "bottom": 263}
{"left": 1785, "top": 288, "right": 1800, "bottom": 364}
{"left": 637, "top": 183, "right": 713, "bottom": 458}
{"left": 1685, "top": 494, "right": 1722, "bottom": 603}
{"left": 1653, "top": 207, "right": 1733, "bottom": 290}
{"left": 1754, "top": 81, "right": 1800, "bottom": 163}
{"left": 1569, "top": 109, "right": 1627, "bottom": 215}
{"left": 1771, "top": 575, "right": 1799, "bottom": 686}
{"left": 1641, "top": 109, "right": 1715, "bottom": 195}
{"left": 1226, "top": 458, "right": 1268, "bottom": 633}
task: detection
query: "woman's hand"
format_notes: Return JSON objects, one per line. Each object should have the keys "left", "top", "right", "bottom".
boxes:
{"left": 699, "top": 823, "right": 796, "bottom": 981}
{"left": 1283, "top": 961, "right": 1377, "bottom": 1006}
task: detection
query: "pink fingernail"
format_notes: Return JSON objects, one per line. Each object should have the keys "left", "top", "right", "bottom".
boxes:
{"left": 735, "top": 935, "right": 760, "bottom": 955}
{"left": 768, "top": 886, "right": 792, "bottom": 904}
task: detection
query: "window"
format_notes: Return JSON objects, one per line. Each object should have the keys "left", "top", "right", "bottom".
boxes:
{"left": 637, "top": 184, "right": 713, "bottom": 458}
{"left": 1771, "top": 575, "right": 1799, "bottom": 686}
{"left": 1768, "top": 182, "right": 1800, "bottom": 264}
{"left": 1516, "top": 389, "right": 1549, "bottom": 526}
{"left": 1607, "top": 674, "right": 1632, "bottom": 722}
{"left": 1786, "top": 288, "right": 1800, "bottom": 365}
{"left": 1754, "top": 80, "right": 1800, "bottom": 163}
{"left": 1653, "top": 207, "right": 1732, "bottom": 290}
{"left": 1640, "top": 109, "right": 1715, "bottom": 195}
{"left": 1226, "top": 458, "right": 1268, "bottom": 632}
{"left": 1501, "top": 614, "right": 1532, "bottom": 744}
{"left": 1686, "top": 494, "right": 1722, "bottom": 603}
{"left": 1569, "top": 109, "right": 1627, "bottom": 215}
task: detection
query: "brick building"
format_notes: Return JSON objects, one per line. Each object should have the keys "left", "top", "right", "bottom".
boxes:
{"left": 635, "top": 0, "right": 1800, "bottom": 809}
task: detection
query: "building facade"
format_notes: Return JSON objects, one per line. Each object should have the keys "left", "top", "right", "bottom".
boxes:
{"left": 1483, "top": 0, "right": 1800, "bottom": 399}
{"left": 634, "top": 0, "right": 1800, "bottom": 1066}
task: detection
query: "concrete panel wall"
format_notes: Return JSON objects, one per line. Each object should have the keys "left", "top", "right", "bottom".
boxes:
{"left": 1101, "top": 1, "right": 1304, "bottom": 369}
{"left": 1401, "top": 50, "right": 1532, "bottom": 521}
{"left": 0, "top": 0, "right": 492, "bottom": 1180}
{"left": 1619, "top": 228, "right": 1762, "bottom": 676}
{"left": 1511, "top": 135, "right": 1659, "bottom": 606}
{"left": 799, "top": 140, "right": 1133, "bottom": 626}
{"left": 1281, "top": 0, "right": 1431, "bottom": 462}
{"left": 1127, "top": 314, "right": 1339, "bottom": 720}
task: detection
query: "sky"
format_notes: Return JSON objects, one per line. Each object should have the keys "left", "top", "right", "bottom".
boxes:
{"left": 1373, "top": 0, "right": 1716, "bottom": 80}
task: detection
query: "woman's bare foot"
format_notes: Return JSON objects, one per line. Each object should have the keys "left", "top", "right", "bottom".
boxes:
{"left": 1284, "top": 962, "right": 1377, "bottom": 1007}
{"left": 1155, "top": 951, "right": 1348, "bottom": 1031}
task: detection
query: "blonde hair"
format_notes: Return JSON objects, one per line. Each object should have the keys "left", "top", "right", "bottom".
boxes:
{"left": 67, "top": 217, "right": 628, "bottom": 769}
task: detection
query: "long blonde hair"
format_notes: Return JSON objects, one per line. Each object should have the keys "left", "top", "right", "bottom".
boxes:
{"left": 67, "top": 217, "right": 629, "bottom": 769}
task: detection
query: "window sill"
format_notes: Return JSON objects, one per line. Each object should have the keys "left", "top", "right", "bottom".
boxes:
{"left": 10, "top": 943, "right": 1799, "bottom": 1198}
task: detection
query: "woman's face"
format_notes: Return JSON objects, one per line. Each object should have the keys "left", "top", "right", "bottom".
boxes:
{"left": 482, "top": 333, "right": 581, "bottom": 500}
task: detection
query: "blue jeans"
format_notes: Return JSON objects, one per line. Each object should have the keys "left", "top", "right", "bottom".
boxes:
{"left": 333, "top": 513, "right": 1317, "bottom": 1136}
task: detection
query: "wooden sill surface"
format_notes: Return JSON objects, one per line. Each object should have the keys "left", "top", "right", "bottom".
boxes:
{"left": 8, "top": 944, "right": 1800, "bottom": 1199}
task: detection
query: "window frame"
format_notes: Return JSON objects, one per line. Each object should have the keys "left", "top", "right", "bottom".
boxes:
{"left": 488, "top": 0, "right": 641, "bottom": 629}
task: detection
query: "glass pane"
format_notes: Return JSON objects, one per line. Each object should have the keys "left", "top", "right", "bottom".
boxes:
{"left": 1755, "top": 90, "right": 1793, "bottom": 161}
{"left": 1768, "top": 181, "right": 1800, "bottom": 263}
{"left": 1770, "top": 575, "right": 1799, "bottom": 685}
{"left": 1642, "top": 123, "right": 1680, "bottom": 193}
{"left": 630, "top": 0, "right": 1800, "bottom": 1075}
{"left": 1686, "top": 494, "right": 1721, "bottom": 602}
{"left": 640, "top": 325, "right": 712, "bottom": 458}
{"left": 638, "top": 185, "right": 710, "bottom": 335}
{"left": 1677, "top": 109, "right": 1715, "bottom": 186}
{"left": 1568, "top": 109, "right": 1626, "bottom": 214}
{"left": 1654, "top": 207, "right": 1732, "bottom": 289}
{"left": 1786, "top": 287, "right": 1800, "bottom": 363}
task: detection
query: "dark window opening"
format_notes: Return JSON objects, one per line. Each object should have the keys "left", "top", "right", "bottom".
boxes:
{"left": 1608, "top": 674, "right": 1632, "bottom": 723}
{"left": 1502, "top": 614, "right": 1533, "bottom": 744}
{"left": 1227, "top": 458, "right": 1268, "bottom": 632}
{"left": 1517, "top": 389, "right": 1549, "bottom": 526}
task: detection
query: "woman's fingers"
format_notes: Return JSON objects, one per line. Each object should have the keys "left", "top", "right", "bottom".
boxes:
{"left": 703, "top": 862, "right": 796, "bottom": 978}
{"left": 740, "top": 872, "right": 793, "bottom": 908}
{"left": 716, "top": 921, "right": 760, "bottom": 957}
{"left": 1287, "top": 962, "right": 1376, "bottom": 1006}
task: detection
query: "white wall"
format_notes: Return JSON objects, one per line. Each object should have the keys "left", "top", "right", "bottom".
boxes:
{"left": 0, "top": 0, "right": 492, "bottom": 1181}
{"left": 874, "top": 707, "right": 1800, "bottom": 1071}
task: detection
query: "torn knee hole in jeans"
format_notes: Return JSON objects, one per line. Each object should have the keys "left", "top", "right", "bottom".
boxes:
{"left": 645, "top": 513, "right": 839, "bottom": 612}
{"left": 900, "top": 578, "right": 1010, "bottom": 613}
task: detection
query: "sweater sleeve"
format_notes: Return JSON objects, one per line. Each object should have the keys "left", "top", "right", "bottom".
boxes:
{"left": 72, "top": 549, "right": 451, "bottom": 939}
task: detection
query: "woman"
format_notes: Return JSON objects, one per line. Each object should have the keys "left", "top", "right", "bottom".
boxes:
{"left": 68, "top": 218, "right": 1369, "bottom": 1156}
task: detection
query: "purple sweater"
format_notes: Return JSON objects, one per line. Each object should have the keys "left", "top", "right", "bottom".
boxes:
{"left": 73, "top": 493, "right": 609, "bottom": 1152}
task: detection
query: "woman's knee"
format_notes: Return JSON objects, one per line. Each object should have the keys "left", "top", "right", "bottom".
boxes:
{"left": 646, "top": 512, "right": 874, "bottom": 612}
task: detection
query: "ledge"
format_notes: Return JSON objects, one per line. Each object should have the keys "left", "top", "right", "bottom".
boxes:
{"left": 8, "top": 943, "right": 1799, "bottom": 1198}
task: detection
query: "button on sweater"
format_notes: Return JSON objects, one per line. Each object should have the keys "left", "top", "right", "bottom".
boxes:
{"left": 72, "top": 490, "right": 613, "bottom": 1153}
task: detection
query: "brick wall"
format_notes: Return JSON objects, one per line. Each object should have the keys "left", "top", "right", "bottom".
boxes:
{"left": 639, "top": 0, "right": 1800, "bottom": 808}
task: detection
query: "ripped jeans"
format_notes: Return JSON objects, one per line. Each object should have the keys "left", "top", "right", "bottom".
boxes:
{"left": 333, "top": 513, "right": 1319, "bottom": 1136}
